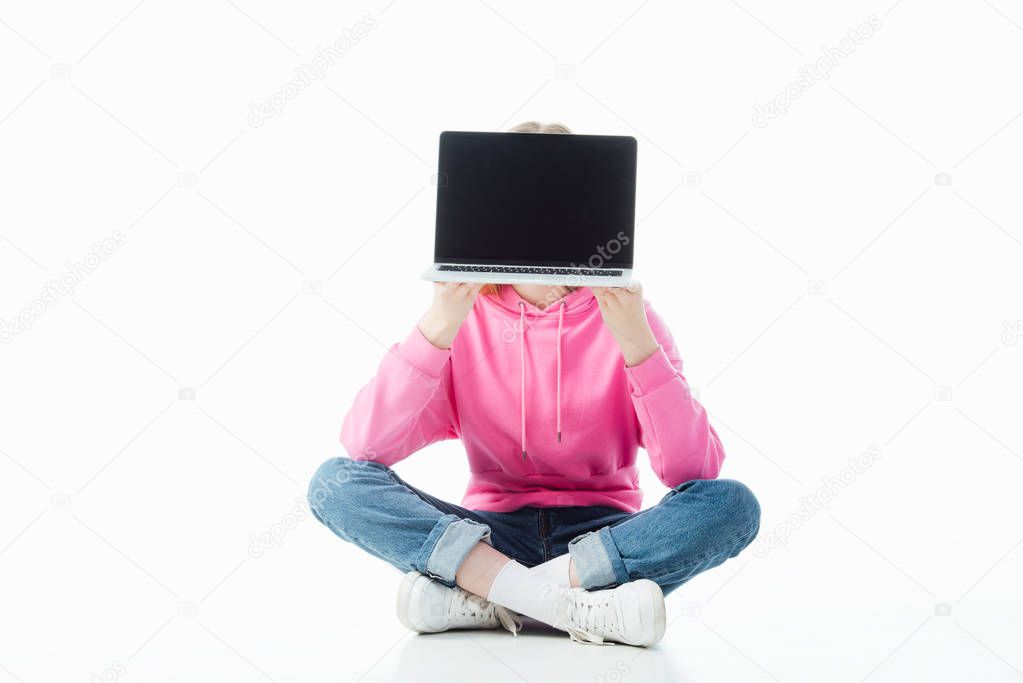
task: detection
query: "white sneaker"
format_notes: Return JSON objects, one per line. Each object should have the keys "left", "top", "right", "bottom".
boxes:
{"left": 396, "top": 571, "right": 522, "bottom": 635}
{"left": 551, "top": 579, "right": 666, "bottom": 647}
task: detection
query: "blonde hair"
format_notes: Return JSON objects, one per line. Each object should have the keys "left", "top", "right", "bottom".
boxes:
{"left": 481, "top": 122, "right": 574, "bottom": 297}
{"left": 508, "top": 121, "right": 573, "bottom": 134}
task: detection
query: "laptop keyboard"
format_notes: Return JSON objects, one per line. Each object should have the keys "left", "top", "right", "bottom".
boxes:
{"left": 438, "top": 264, "right": 623, "bottom": 277}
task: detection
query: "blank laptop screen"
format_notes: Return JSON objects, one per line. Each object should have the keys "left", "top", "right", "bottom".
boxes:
{"left": 434, "top": 132, "right": 637, "bottom": 268}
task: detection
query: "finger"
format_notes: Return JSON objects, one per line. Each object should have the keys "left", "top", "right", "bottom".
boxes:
{"left": 606, "top": 287, "right": 626, "bottom": 299}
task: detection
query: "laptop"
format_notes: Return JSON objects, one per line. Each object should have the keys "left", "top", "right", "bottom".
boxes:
{"left": 422, "top": 131, "right": 637, "bottom": 287}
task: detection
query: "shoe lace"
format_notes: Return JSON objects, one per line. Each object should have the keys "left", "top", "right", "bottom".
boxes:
{"left": 493, "top": 605, "right": 524, "bottom": 636}
{"left": 553, "top": 588, "right": 618, "bottom": 646}
{"left": 453, "top": 591, "right": 523, "bottom": 636}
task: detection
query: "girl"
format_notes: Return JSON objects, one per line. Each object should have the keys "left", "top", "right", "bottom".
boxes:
{"left": 308, "top": 122, "right": 760, "bottom": 647}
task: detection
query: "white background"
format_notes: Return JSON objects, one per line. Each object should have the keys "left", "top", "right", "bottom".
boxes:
{"left": 2, "top": 1, "right": 1022, "bottom": 681}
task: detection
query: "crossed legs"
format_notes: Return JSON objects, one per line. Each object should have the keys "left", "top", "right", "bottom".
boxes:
{"left": 308, "top": 457, "right": 759, "bottom": 597}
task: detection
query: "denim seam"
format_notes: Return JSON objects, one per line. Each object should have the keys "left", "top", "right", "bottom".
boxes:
{"left": 598, "top": 525, "right": 632, "bottom": 585}
{"left": 356, "top": 459, "right": 391, "bottom": 472}
{"left": 415, "top": 515, "right": 453, "bottom": 579}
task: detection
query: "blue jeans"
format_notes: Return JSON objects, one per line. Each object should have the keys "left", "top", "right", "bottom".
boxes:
{"left": 308, "top": 458, "right": 760, "bottom": 596}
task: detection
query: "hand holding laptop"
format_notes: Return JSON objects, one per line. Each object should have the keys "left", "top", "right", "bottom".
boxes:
{"left": 417, "top": 282, "right": 484, "bottom": 350}
{"left": 591, "top": 283, "right": 660, "bottom": 367}
{"left": 416, "top": 280, "right": 656, "bottom": 363}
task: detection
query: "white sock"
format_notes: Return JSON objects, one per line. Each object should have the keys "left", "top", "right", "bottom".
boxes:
{"left": 528, "top": 553, "right": 573, "bottom": 588}
{"left": 486, "top": 560, "right": 567, "bottom": 627}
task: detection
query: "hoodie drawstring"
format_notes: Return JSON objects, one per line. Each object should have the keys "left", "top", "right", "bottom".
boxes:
{"left": 518, "top": 300, "right": 568, "bottom": 459}
{"left": 556, "top": 301, "right": 565, "bottom": 443}
{"left": 519, "top": 302, "right": 527, "bottom": 460}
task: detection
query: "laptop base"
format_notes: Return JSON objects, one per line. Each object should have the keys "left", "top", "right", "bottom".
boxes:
{"left": 422, "top": 263, "right": 632, "bottom": 287}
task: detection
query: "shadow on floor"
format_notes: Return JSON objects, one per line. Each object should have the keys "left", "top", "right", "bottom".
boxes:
{"left": 364, "top": 624, "right": 685, "bottom": 683}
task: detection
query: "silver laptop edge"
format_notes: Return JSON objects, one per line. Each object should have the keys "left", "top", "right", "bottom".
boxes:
{"left": 422, "top": 264, "right": 633, "bottom": 288}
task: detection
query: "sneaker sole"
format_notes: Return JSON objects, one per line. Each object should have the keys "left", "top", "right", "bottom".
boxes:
{"left": 619, "top": 579, "right": 666, "bottom": 647}
{"left": 396, "top": 570, "right": 426, "bottom": 632}
{"left": 397, "top": 571, "right": 505, "bottom": 634}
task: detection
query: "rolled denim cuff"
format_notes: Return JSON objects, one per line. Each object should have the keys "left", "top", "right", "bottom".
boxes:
{"left": 417, "top": 514, "right": 491, "bottom": 587}
{"left": 568, "top": 526, "right": 630, "bottom": 589}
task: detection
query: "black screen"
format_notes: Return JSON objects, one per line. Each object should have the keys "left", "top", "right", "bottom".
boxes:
{"left": 434, "top": 132, "right": 637, "bottom": 268}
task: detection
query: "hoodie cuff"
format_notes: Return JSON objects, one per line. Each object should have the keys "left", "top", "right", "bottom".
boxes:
{"left": 625, "top": 345, "right": 680, "bottom": 396}
{"left": 398, "top": 326, "right": 452, "bottom": 378}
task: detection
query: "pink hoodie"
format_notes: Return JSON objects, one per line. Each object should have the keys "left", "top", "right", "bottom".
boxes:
{"left": 341, "top": 286, "right": 724, "bottom": 513}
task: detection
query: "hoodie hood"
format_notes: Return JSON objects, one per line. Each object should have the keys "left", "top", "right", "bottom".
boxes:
{"left": 487, "top": 285, "right": 598, "bottom": 318}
